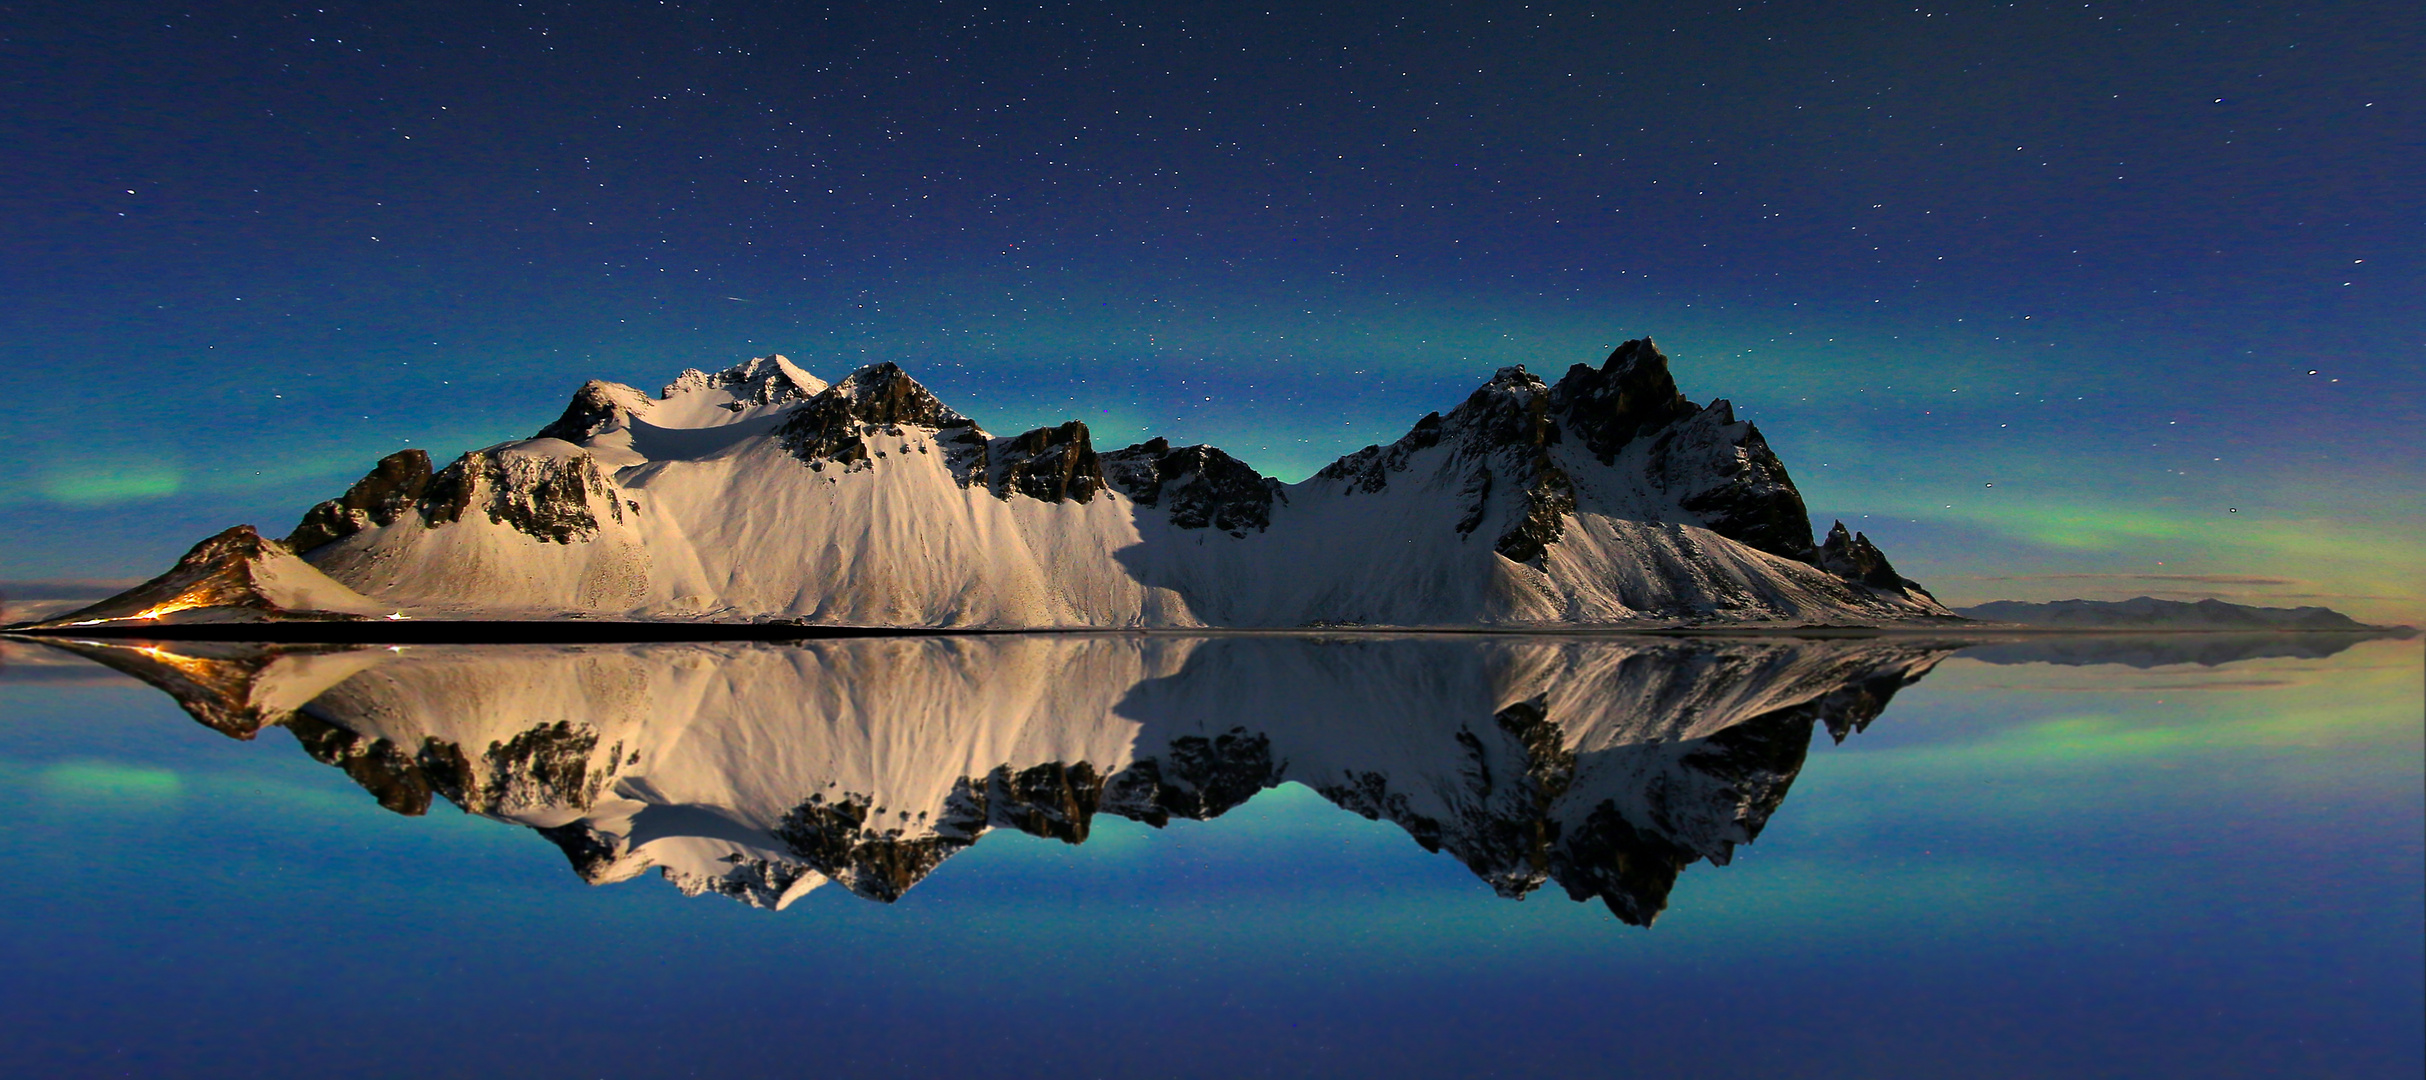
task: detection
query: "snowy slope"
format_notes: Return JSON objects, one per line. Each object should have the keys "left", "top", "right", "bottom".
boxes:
{"left": 56, "top": 341, "right": 1950, "bottom": 628}
{"left": 56, "top": 633, "right": 1952, "bottom": 921}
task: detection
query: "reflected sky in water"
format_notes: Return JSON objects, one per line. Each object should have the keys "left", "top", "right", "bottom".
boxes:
{"left": 0, "top": 633, "right": 2417, "bottom": 1079}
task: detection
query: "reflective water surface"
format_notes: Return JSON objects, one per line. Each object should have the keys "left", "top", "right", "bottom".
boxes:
{"left": 1, "top": 631, "right": 2418, "bottom": 1078}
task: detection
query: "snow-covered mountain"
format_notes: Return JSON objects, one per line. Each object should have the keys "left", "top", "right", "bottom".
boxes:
{"left": 45, "top": 633, "right": 1952, "bottom": 923}
{"left": 38, "top": 342, "right": 1947, "bottom": 628}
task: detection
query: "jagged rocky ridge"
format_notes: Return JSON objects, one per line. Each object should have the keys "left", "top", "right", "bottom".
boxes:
{"left": 42, "top": 633, "right": 1951, "bottom": 923}
{"left": 40, "top": 341, "right": 1947, "bottom": 628}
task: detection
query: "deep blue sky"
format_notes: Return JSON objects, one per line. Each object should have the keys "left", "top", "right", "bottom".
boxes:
{"left": 2, "top": 1, "right": 2418, "bottom": 618}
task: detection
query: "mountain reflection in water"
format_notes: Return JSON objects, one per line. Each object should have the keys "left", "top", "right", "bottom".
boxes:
{"left": 24, "top": 630, "right": 2399, "bottom": 925}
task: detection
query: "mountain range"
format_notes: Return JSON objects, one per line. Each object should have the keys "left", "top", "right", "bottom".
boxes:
{"left": 1953, "top": 597, "right": 2392, "bottom": 631}
{"left": 36, "top": 340, "right": 1947, "bottom": 629}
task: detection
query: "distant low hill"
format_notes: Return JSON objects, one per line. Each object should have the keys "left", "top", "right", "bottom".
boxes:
{"left": 1954, "top": 596, "right": 2387, "bottom": 631}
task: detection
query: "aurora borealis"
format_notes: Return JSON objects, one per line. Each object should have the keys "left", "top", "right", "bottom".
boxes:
{"left": 2, "top": 1, "right": 2417, "bottom": 620}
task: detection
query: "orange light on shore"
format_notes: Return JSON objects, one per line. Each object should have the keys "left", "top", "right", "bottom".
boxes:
{"left": 129, "top": 600, "right": 205, "bottom": 621}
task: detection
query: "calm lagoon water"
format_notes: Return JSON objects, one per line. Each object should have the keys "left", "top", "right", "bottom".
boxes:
{"left": 0, "top": 632, "right": 2417, "bottom": 1079}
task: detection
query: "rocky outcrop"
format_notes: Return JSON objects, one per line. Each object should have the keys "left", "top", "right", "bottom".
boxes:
{"left": 777, "top": 362, "right": 975, "bottom": 471}
{"left": 1102, "top": 437, "right": 1284, "bottom": 533}
{"left": 533, "top": 380, "right": 651, "bottom": 443}
{"left": 1103, "top": 729, "right": 1283, "bottom": 826}
{"left": 1816, "top": 521, "right": 1907, "bottom": 590}
{"left": 1648, "top": 402, "right": 1816, "bottom": 562}
{"left": 774, "top": 789, "right": 983, "bottom": 902}
{"left": 989, "top": 421, "right": 1104, "bottom": 503}
{"left": 287, "top": 449, "right": 436, "bottom": 553}
{"left": 1304, "top": 342, "right": 1853, "bottom": 573}
{"left": 421, "top": 450, "right": 623, "bottom": 543}
{"left": 1319, "top": 365, "right": 1583, "bottom": 565}
{"left": 1549, "top": 338, "right": 1701, "bottom": 462}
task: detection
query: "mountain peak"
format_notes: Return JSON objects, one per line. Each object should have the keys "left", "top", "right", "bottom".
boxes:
{"left": 33, "top": 525, "right": 392, "bottom": 627}
{"left": 660, "top": 353, "right": 827, "bottom": 406}
{"left": 777, "top": 362, "right": 980, "bottom": 472}
{"left": 1548, "top": 337, "right": 1697, "bottom": 464}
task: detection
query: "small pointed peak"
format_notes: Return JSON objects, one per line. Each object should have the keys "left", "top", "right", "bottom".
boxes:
{"left": 777, "top": 363, "right": 974, "bottom": 468}
{"left": 1603, "top": 337, "right": 1669, "bottom": 374}
{"left": 1478, "top": 365, "right": 1549, "bottom": 394}
{"left": 813, "top": 363, "right": 969, "bottom": 427}
{"left": 537, "top": 380, "right": 650, "bottom": 443}
{"left": 1817, "top": 521, "right": 1904, "bottom": 590}
{"left": 732, "top": 353, "right": 828, "bottom": 397}
{"left": 29, "top": 523, "right": 390, "bottom": 628}
{"left": 840, "top": 361, "right": 911, "bottom": 387}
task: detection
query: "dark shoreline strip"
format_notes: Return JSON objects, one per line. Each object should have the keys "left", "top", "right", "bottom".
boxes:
{"left": 1, "top": 620, "right": 2406, "bottom": 646}
{"left": 0, "top": 621, "right": 1000, "bottom": 645}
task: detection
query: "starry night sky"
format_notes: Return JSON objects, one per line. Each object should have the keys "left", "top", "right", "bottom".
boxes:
{"left": 2, "top": 1, "right": 2417, "bottom": 620}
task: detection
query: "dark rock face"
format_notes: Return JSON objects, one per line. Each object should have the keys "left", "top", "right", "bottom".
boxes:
{"left": 287, "top": 449, "right": 434, "bottom": 553}
{"left": 1319, "top": 366, "right": 1580, "bottom": 566}
{"left": 1548, "top": 801, "right": 1700, "bottom": 924}
{"left": 1563, "top": 340, "right": 1817, "bottom": 563}
{"left": 1104, "top": 728, "right": 1283, "bottom": 826}
{"left": 760, "top": 730, "right": 1282, "bottom": 899}
{"left": 1549, "top": 339, "right": 1701, "bottom": 463}
{"left": 534, "top": 380, "right": 639, "bottom": 443}
{"left": 983, "top": 761, "right": 1105, "bottom": 843}
{"left": 420, "top": 451, "right": 621, "bottom": 543}
{"left": 1647, "top": 405, "right": 1818, "bottom": 562}
{"left": 534, "top": 821, "right": 632, "bottom": 884}
{"left": 284, "top": 710, "right": 437, "bottom": 814}
{"left": 1313, "top": 412, "right": 1445, "bottom": 493}
{"left": 773, "top": 761, "right": 1115, "bottom": 900}
{"left": 1817, "top": 521, "right": 1905, "bottom": 590}
{"left": 278, "top": 714, "right": 617, "bottom": 821}
{"left": 990, "top": 421, "right": 1104, "bottom": 503}
{"left": 1303, "top": 339, "right": 1872, "bottom": 571}
{"left": 774, "top": 791, "right": 974, "bottom": 902}
{"left": 1494, "top": 465, "right": 1578, "bottom": 564}
{"left": 1102, "top": 437, "right": 1285, "bottom": 533}
{"left": 777, "top": 362, "right": 973, "bottom": 472}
